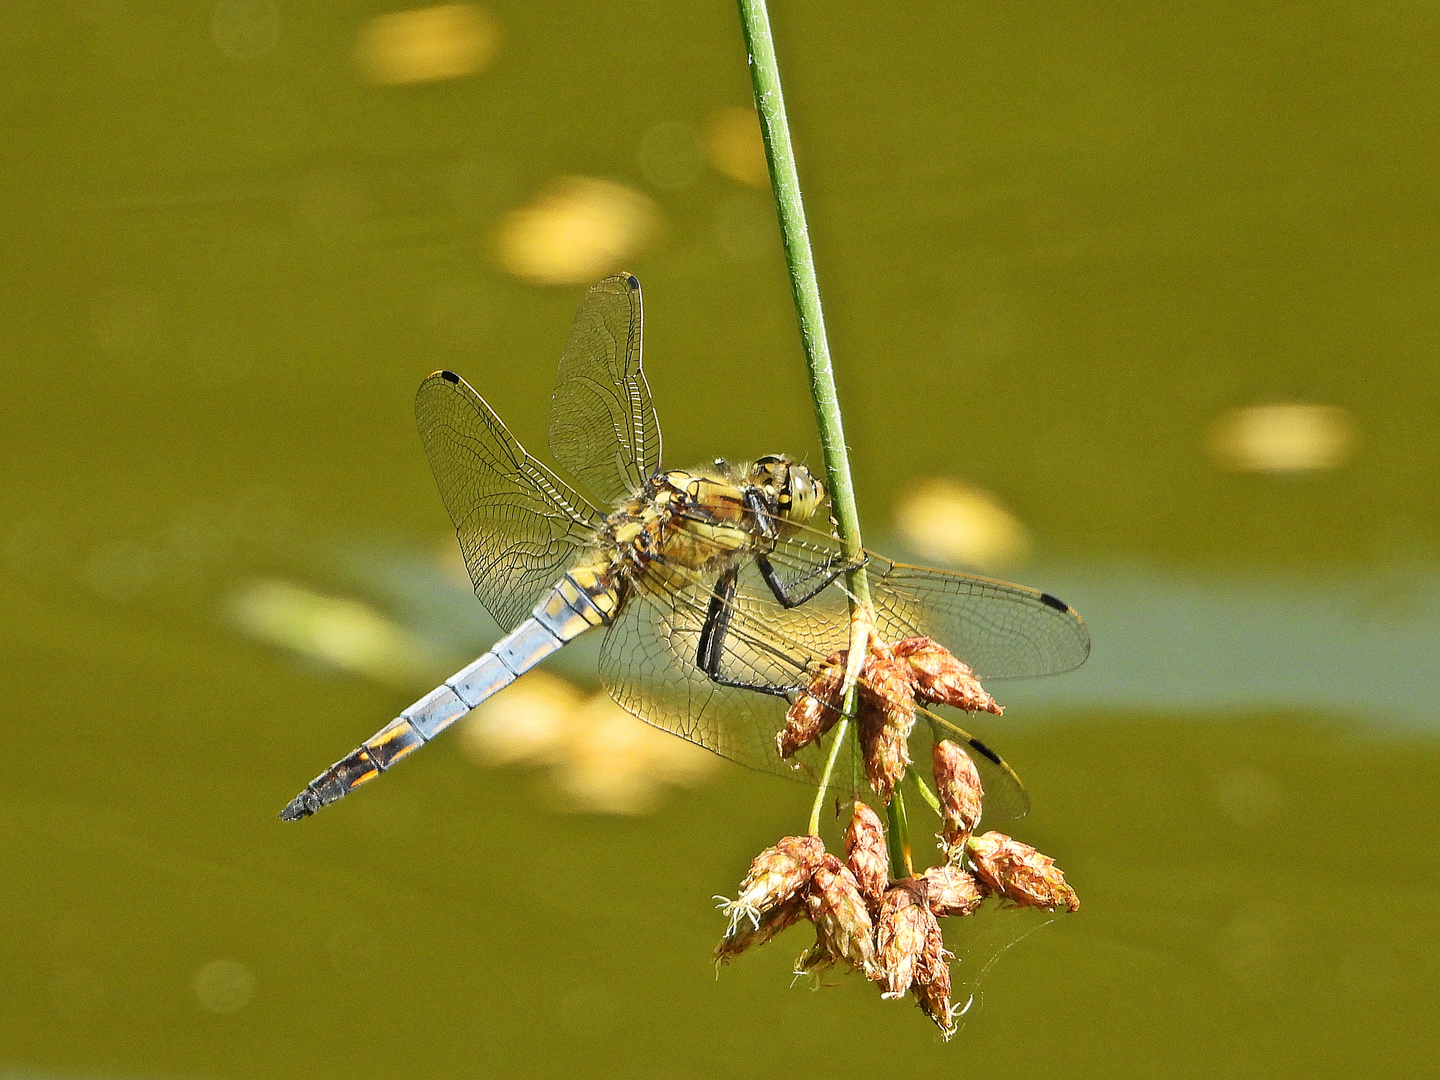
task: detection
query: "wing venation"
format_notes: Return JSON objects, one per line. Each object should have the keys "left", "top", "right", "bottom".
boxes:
{"left": 416, "top": 370, "right": 603, "bottom": 632}
{"left": 547, "top": 274, "right": 661, "bottom": 506}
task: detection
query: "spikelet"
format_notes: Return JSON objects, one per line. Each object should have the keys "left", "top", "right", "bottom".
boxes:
{"left": 805, "top": 854, "right": 878, "bottom": 977}
{"left": 911, "top": 916, "right": 957, "bottom": 1038}
{"left": 967, "top": 831, "right": 1080, "bottom": 912}
{"left": 893, "top": 636, "right": 1002, "bottom": 715}
{"left": 876, "top": 880, "right": 937, "bottom": 999}
{"left": 857, "top": 649, "right": 917, "bottom": 799}
{"left": 717, "top": 834, "right": 825, "bottom": 932}
{"left": 713, "top": 894, "right": 807, "bottom": 965}
{"left": 918, "top": 862, "right": 985, "bottom": 917}
{"left": 776, "top": 653, "right": 845, "bottom": 759}
{"left": 932, "top": 739, "right": 984, "bottom": 856}
{"left": 843, "top": 801, "right": 889, "bottom": 914}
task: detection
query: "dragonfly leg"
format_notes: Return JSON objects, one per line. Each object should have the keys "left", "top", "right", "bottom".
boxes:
{"left": 741, "top": 487, "right": 779, "bottom": 539}
{"left": 754, "top": 551, "right": 855, "bottom": 609}
{"left": 696, "top": 566, "right": 793, "bottom": 698}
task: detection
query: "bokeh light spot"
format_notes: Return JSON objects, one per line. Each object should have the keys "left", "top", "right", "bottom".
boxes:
{"left": 705, "top": 106, "right": 770, "bottom": 188}
{"left": 493, "top": 176, "right": 660, "bottom": 286}
{"left": 1215, "top": 766, "right": 1280, "bottom": 828}
{"left": 712, "top": 192, "right": 775, "bottom": 263}
{"left": 211, "top": 0, "right": 280, "bottom": 61}
{"left": 459, "top": 669, "right": 578, "bottom": 768}
{"left": 895, "top": 478, "right": 1032, "bottom": 572}
{"left": 1206, "top": 403, "right": 1357, "bottom": 474}
{"left": 227, "top": 579, "right": 437, "bottom": 687}
{"left": 459, "top": 670, "right": 721, "bottom": 814}
{"left": 193, "top": 959, "right": 254, "bottom": 1015}
{"left": 88, "top": 290, "right": 162, "bottom": 357}
{"left": 354, "top": 4, "right": 499, "bottom": 86}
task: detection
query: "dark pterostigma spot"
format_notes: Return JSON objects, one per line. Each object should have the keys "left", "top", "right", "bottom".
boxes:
{"left": 967, "top": 736, "right": 1004, "bottom": 766}
{"left": 625, "top": 274, "right": 640, "bottom": 290}
{"left": 1039, "top": 592, "right": 1068, "bottom": 613}
{"left": 441, "top": 370, "right": 460, "bottom": 383}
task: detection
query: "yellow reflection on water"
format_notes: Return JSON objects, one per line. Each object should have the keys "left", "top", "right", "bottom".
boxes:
{"left": 192, "top": 959, "right": 255, "bottom": 1015}
{"left": 894, "top": 477, "right": 1032, "bottom": 572}
{"left": 492, "top": 176, "right": 660, "bottom": 286}
{"left": 704, "top": 106, "right": 769, "bottom": 188}
{"left": 226, "top": 579, "right": 437, "bottom": 687}
{"left": 1206, "top": 403, "right": 1357, "bottom": 474}
{"left": 459, "top": 670, "right": 722, "bottom": 814}
{"left": 353, "top": 3, "right": 500, "bottom": 86}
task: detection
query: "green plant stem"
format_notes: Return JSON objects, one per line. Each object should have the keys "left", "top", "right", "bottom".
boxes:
{"left": 737, "top": 0, "right": 891, "bottom": 854}
{"left": 806, "top": 707, "right": 852, "bottom": 837}
{"left": 908, "top": 764, "right": 942, "bottom": 815}
{"left": 736, "top": 0, "right": 869, "bottom": 598}
{"left": 885, "top": 790, "right": 913, "bottom": 879}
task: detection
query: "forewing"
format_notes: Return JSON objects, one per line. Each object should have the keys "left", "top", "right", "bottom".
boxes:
{"left": 547, "top": 274, "right": 661, "bottom": 506}
{"left": 866, "top": 557, "right": 1091, "bottom": 680}
{"left": 757, "top": 532, "right": 1090, "bottom": 680}
{"left": 416, "top": 370, "right": 603, "bottom": 632}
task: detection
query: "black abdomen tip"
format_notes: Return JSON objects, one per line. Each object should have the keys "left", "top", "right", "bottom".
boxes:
{"left": 1039, "top": 592, "right": 1069, "bottom": 613}
{"left": 279, "top": 793, "right": 317, "bottom": 820}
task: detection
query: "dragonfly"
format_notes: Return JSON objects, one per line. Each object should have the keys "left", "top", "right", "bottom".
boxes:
{"left": 280, "top": 274, "right": 1089, "bottom": 822}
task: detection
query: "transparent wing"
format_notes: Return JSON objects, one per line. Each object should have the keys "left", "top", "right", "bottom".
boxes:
{"left": 598, "top": 556, "right": 1030, "bottom": 816}
{"left": 547, "top": 274, "right": 661, "bottom": 506}
{"left": 910, "top": 705, "right": 1032, "bottom": 820}
{"left": 416, "top": 370, "right": 604, "bottom": 632}
{"left": 599, "top": 565, "right": 862, "bottom": 787}
{"left": 674, "top": 503, "right": 1092, "bottom": 681}
{"left": 865, "top": 556, "right": 1090, "bottom": 681}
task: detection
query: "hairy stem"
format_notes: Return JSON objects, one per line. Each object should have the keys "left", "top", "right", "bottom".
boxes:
{"left": 737, "top": 0, "right": 888, "bottom": 852}
{"left": 736, "top": 0, "right": 869, "bottom": 598}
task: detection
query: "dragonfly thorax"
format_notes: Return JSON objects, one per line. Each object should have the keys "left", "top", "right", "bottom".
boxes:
{"left": 584, "top": 458, "right": 824, "bottom": 595}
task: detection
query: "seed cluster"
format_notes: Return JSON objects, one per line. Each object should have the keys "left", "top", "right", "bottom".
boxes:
{"left": 715, "top": 738, "right": 1079, "bottom": 1039}
{"left": 777, "top": 636, "right": 1001, "bottom": 798}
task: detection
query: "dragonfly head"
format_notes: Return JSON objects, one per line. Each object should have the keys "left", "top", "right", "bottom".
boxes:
{"left": 750, "top": 455, "right": 826, "bottom": 526}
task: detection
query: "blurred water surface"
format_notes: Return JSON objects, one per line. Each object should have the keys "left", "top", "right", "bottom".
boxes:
{"left": 3, "top": 2, "right": 1438, "bottom": 1077}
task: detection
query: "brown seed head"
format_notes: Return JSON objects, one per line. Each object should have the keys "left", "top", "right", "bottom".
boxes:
{"left": 876, "top": 880, "right": 938, "bottom": 999}
{"left": 932, "top": 739, "right": 984, "bottom": 855}
{"left": 911, "top": 917, "right": 957, "bottom": 1038}
{"left": 918, "top": 862, "right": 985, "bottom": 917}
{"left": 806, "top": 853, "right": 879, "bottom": 977}
{"left": 720, "top": 834, "right": 826, "bottom": 932}
{"left": 713, "top": 893, "right": 807, "bottom": 965}
{"left": 894, "top": 636, "right": 1002, "bottom": 715}
{"left": 776, "top": 654, "right": 845, "bottom": 759}
{"left": 843, "top": 801, "right": 889, "bottom": 913}
{"left": 857, "top": 649, "right": 917, "bottom": 799}
{"left": 967, "top": 832, "right": 1080, "bottom": 913}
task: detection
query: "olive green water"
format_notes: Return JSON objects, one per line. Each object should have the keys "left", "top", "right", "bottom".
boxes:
{"left": 4, "top": 2, "right": 1439, "bottom": 1077}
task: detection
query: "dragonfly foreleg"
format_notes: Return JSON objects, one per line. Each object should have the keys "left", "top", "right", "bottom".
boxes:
{"left": 695, "top": 566, "right": 794, "bottom": 699}
{"left": 754, "top": 551, "right": 854, "bottom": 610}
